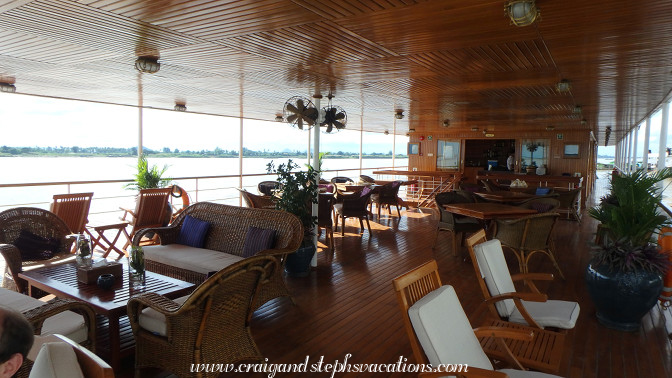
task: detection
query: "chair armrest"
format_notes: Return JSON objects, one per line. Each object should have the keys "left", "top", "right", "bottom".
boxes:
{"left": 485, "top": 292, "right": 547, "bottom": 304}
{"left": 0, "top": 244, "right": 26, "bottom": 293}
{"left": 474, "top": 326, "right": 534, "bottom": 342}
{"left": 510, "top": 272, "right": 554, "bottom": 294}
{"left": 418, "top": 368, "right": 508, "bottom": 378}
{"left": 22, "top": 298, "right": 97, "bottom": 352}
{"left": 119, "top": 207, "right": 136, "bottom": 222}
{"left": 132, "top": 226, "right": 180, "bottom": 246}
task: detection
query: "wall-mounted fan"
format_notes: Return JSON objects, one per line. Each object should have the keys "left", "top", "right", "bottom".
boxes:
{"left": 283, "top": 96, "right": 318, "bottom": 130}
{"left": 320, "top": 105, "right": 347, "bottom": 134}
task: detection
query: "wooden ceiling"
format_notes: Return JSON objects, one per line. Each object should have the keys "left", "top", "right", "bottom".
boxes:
{"left": 1, "top": 0, "right": 672, "bottom": 144}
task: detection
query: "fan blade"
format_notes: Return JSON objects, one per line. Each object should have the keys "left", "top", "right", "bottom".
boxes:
{"left": 297, "top": 118, "right": 304, "bottom": 130}
{"left": 286, "top": 103, "right": 299, "bottom": 114}
{"left": 287, "top": 114, "right": 298, "bottom": 123}
{"left": 334, "top": 121, "right": 345, "bottom": 129}
{"left": 305, "top": 108, "right": 318, "bottom": 120}
{"left": 295, "top": 99, "right": 305, "bottom": 111}
{"left": 326, "top": 123, "right": 333, "bottom": 133}
{"left": 336, "top": 112, "right": 345, "bottom": 120}
{"left": 302, "top": 114, "right": 315, "bottom": 126}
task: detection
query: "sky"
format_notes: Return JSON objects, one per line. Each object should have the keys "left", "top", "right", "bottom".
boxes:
{"left": 0, "top": 93, "right": 407, "bottom": 154}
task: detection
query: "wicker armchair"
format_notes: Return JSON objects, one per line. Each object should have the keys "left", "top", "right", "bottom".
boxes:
{"left": 0, "top": 207, "right": 76, "bottom": 294}
{"left": 127, "top": 255, "right": 277, "bottom": 378}
{"left": 334, "top": 188, "right": 374, "bottom": 236}
{"left": 517, "top": 197, "right": 560, "bottom": 213}
{"left": 257, "top": 180, "right": 281, "bottom": 196}
{"left": 556, "top": 188, "right": 582, "bottom": 222}
{"left": 238, "top": 188, "right": 275, "bottom": 209}
{"left": 493, "top": 212, "right": 564, "bottom": 278}
{"left": 370, "top": 180, "right": 402, "bottom": 217}
{"left": 433, "top": 192, "right": 482, "bottom": 256}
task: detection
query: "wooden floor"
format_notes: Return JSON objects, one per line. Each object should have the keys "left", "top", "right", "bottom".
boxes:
{"left": 115, "top": 179, "right": 672, "bottom": 377}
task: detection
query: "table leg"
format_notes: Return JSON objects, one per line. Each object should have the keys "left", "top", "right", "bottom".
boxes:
{"left": 107, "top": 314, "right": 121, "bottom": 370}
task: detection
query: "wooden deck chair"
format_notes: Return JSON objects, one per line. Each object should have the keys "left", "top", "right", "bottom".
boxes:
{"left": 237, "top": 188, "right": 275, "bottom": 209}
{"left": 392, "top": 260, "right": 565, "bottom": 374}
{"left": 120, "top": 188, "right": 172, "bottom": 249}
{"left": 466, "top": 230, "right": 580, "bottom": 330}
{"left": 50, "top": 193, "right": 93, "bottom": 234}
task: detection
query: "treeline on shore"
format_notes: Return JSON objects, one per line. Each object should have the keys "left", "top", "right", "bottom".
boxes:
{"left": 0, "top": 145, "right": 406, "bottom": 159}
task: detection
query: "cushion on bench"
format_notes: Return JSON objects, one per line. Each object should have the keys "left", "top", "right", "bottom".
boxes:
{"left": 0, "top": 288, "right": 87, "bottom": 343}
{"left": 142, "top": 244, "right": 244, "bottom": 275}
{"left": 138, "top": 295, "right": 189, "bottom": 336}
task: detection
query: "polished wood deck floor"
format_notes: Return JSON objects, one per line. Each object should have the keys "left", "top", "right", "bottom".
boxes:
{"left": 115, "top": 177, "right": 672, "bottom": 377}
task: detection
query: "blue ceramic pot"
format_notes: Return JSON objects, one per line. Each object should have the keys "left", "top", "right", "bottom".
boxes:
{"left": 585, "top": 261, "right": 663, "bottom": 331}
{"left": 97, "top": 274, "right": 115, "bottom": 290}
{"left": 284, "top": 244, "right": 316, "bottom": 277}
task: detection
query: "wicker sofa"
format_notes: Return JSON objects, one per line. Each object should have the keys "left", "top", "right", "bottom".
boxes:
{"left": 132, "top": 202, "right": 303, "bottom": 308}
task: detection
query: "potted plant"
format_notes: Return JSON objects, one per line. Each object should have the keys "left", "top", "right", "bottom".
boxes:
{"left": 125, "top": 154, "right": 171, "bottom": 191}
{"left": 586, "top": 168, "right": 672, "bottom": 331}
{"left": 267, "top": 159, "right": 318, "bottom": 277}
{"left": 525, "top": 142, "right": 540, "bottom": 174}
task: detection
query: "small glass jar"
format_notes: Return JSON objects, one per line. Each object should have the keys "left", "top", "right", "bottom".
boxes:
{"left": 76, "top": 233, "right": 92, "bottom": 268}
{"left": 128, "top": 246, "right": 145, "bottom": 287}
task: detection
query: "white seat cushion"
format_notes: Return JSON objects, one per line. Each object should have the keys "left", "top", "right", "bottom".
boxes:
{"left": 408, "top": 285, "right": 493, "bottom": 370}
{"left": 0, "top": 288, "right": 87, "bottom": 343}
{"left": 138, "top": 295, "right": 189, "bottom": 336}
{"left": 29, "top": 342, "right": 84, "bottom": 378}
{"left": 509, "top": 300, "right": 580, "bottom": 329}
{"left": 143, "top": 244, "right": 244, "bottom": 275}
{"left": 473, "top": 239, "right": 517, "bottom": 317}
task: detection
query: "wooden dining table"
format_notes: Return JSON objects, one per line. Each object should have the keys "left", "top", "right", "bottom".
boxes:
{"left": 442, "top": 202, "right": 537, "bottom": 220}
{"left": 474, "top": 190, "right": 537, "bottom": 203}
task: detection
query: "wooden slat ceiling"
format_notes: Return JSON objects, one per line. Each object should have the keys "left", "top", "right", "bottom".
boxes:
{"left": 1, "top": 0, "right": 672, "bottom": 145}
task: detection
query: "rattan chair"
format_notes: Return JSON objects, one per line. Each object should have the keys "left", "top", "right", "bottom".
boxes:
{"left": 120, "top": 188, "right": 173, "bottom": 249}
{"left": 0, "top": 207, "right": 76, "bottom": 294}
{"left": 50, "top": 192, "right": 93, "bottom": 234}
{"left": 370, "top": 180, "right": 402, "bottom": 217}
{"left": 238, "top": 188, "right": 275, "bottom": 209}
{"left": 433, "top": 191, "right": 482, "bottom": 256}
{"left": 318, "top": 193, "right": 335, "bottom": 250}
{"left": 466, "top": 229, "right": 579, "bottom": 330}
{"left": 480, "top": 179, "right": 508, "bottom": 192}
{"left": 334, "top": 187, "right": 374, "bottom": 236}
{"left": 127, "top": 255, "right": 277, "bottom": 378}
{"left": 493, "top": 212, "right": 564, "bottom": 279}
{"left": 257, "top": 180, "right": 281, "bottom": 196}
{"left": 392, "top": 260, "right": 565, "bottom": 375}
{"left": 556, "top": 188, "right": 582, "bottom": 222}
{"left": 359, "top": 174, "right": 376, "bottom": 184}
{"left": 330, "top": 176, "right": 354, "bottom": 185}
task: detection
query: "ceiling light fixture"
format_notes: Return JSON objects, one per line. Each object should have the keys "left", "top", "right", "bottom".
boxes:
{"left": 408, "top": 128, "right": 416, "bottom": 133}
{"left": 0, "top": 82, "right": 16, "bottom": 93}
{"left": 546, "top": 126, "right": 555, "bottom": 131}
{"left": 395, "top": 110, "right": 404, "bottom": 119}
{"left": 556, "top": 79, "right": 571, "bottom": 93}
{"left": 384, "top": 130, "right": 389, "bottom": 135}
{"left": 573, "top": 105, "right": 582, "bottom": 114}
{"left": 174, "top": 102, "right": 187, "bottom": 112}
{"left": 581, "top": 119, "right": 588, "bottom": 126}
{"left": 505, "top": 1, "right": 540, "bottom": 27}
{"left": 442, "top": 119, "right": 450, "bottom": 127}
{"left": 135, "top": 56, "right": 160, "bottom": 74}
{"left": 471, "top": 127, "right": 479, "bottom": 132}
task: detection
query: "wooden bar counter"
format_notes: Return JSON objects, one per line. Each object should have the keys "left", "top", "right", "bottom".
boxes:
{"left": 476, "top": 171, "right": 583, "bottom": 190}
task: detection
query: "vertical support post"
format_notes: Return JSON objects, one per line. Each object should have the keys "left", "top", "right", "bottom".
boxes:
{"left": 631, "top": 125, "right": 639, "bottom": 171}
{"left": 392, "top": 117, "right": 397, "bottom": 169}
{"left": 238, "top": 90, "right": 244, "bottom": 206}
{"left": 311, "top": 95, "right": 321, "bottom": 268}
{"left": 137, "top": 72, "right": 143, "bottom": 161}
{"left": 643, "top": 117, "right": 651, "bottom": 170}
{"left": 658, "top": 100, "right": 670, "bottom": 171}
{"left": 359, "top": 116, "right": 363, "bottom": 175}
{"left": 625, "top": 131, "right": 631, "bottom": 172}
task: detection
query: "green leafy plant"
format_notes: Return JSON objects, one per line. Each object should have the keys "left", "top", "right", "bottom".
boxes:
{"left": 267, "top": 160, "right": 318, "bottom": 245}
{"left": 125, "top": 154, "right": 171, "bottom": 190}
{"left": 589, "top": 168, "right": 672, "bottom": 273}
{"left": 129, "top": 246, "right": 145, "bottom": 273}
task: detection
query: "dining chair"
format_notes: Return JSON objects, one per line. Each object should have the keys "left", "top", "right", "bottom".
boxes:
{"left": 333, "top": 187, "right": 373, "bottom": 236}
{"left": 466, "top": 229, "right": 580, "bottom": 330}
{"left": 127, "top": 255, "right": 276, "bottom": 378}
{"left": 50, "top": 193, "right": 93, "bottom": 234}
{"left": 318, "top": 193, "right": 335, "bottom": 250}
{"left": 330, "top": 176, "right": 354, "bottom": 185}
{"left": 359, "top": 174, "right": 376, "bottom": 184}
{"left": 433, "top": 191, "right": 482, "bottom": 256}
{"left": 392, "top": 260, "right": 565, "bottom": 375}
{"left": 556, "top": 188, "right": 582, "bottom": 223}
{"left": 493, "top": 212, "right": 564, "bottom": 278}
{"left": 120, "top": 188, "right": 172, "bottom": 249}
{"left": 370, "top": 180, "right": 402, "bottom": 217}
{"left": 257, "top": 180, "right": 281, "bottom": 196}
{"left": 480, "top": 179, "right": 509, "bottom": 192}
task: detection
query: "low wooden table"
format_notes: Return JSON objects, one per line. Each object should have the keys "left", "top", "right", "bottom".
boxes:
{"left": 19, "top": 262, "right": 195, "bottom": 370}
{"left": 443, "top": 202, "right": 537, "bottom": 220}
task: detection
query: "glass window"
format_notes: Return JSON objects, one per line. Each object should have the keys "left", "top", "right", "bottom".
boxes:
{"left": 437, "top": 140, "right": 461, "bottom": 170}
{"left": 520, "top": 139, "right": 549, "bottom": 170}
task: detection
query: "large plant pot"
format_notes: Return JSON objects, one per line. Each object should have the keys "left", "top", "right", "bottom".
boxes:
{"left": 284, "top": 243, "right": 316, "bottom": 277}
{"left": 585, "top": 261, "right": 663, "bottom": 331}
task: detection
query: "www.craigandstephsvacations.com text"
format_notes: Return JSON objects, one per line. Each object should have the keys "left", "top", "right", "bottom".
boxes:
{"left": 190, "top": 354, "right": 468, "bottom": 377}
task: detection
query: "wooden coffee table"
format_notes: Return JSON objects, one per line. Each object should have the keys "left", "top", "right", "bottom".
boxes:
{"left": 19, "top": 262, "right": 195, "bottom": 369}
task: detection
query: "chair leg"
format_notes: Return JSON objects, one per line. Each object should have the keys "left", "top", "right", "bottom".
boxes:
{"left": 378, "top": 202, "right": 382, "bottom": 218}
{"left": 395, "top": 203, "right": 401, "bottom": 217}
{"left": 365, "top": 215, "right": 372, "bottom": 234}
{"left": 451, "top": 231, "right": 459, "bottom": 257}
{"left": 328, "top": 227, "right": 334, "bottom": 250}
{"left": 341, "top": 215, "right": 346, "bottom": 236}
{"left": 359, "top": 217, "right": 365, "bottom": 233}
